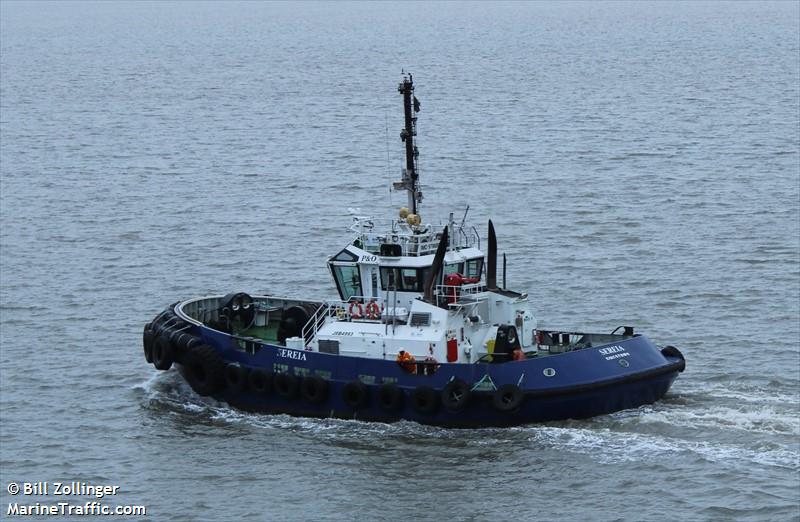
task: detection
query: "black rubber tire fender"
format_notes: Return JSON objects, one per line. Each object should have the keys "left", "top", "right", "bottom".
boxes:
{"left": 152, "top": 334, "right": 174, "bottom": 371}
{"left": 377, "top": 383, "right": 404, "bottom": 412}
{"left": 492, "top": 383, "right": 524, "bottom": 412}
{"left": 412, "top": 386, "right": 439, "bottom": 415}
{"left": 248, "top": 368, "right": 272, "bottom": 395}
{"left": 273, "top": 372, "right": 299, "bottom": 399}
{"left": 168, "top": 330, "right": 186, "bottom": 362}
{"left": 342, "top": 381, "right": 368, "bottom": 409}
{"left": 661, "top": 345, "right": 686, "bottom": 373}
{"left": 183, "top": 345, "right": 224, "bottom": 396}
{"left": 300, "top": 375, "right": 329, "bottom": 404}
{"left": 168, "top": 324, "right": 187, "bottom": 344}
{"left": 183, "top": 334, "right": 201, "bottom": 351}
{"left": 224, "top": 364, "right": 248, "bottom": 392}
{"left": 441, "top": 379, "right": 472, "bottom": 412}
{"left": 142, "top": 323, "right": 155, "bottom": 364}
{"left": 172, "top": 332, "right": 196, "bottom": 362}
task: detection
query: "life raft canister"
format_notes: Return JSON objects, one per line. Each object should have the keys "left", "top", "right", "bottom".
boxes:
{"left": 348, "top": 301, "right": 363, "bottom": 319}
{"left": 365, "top": 301, "right": 381, "bottom": 320}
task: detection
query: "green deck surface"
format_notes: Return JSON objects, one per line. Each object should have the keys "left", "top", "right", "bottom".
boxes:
{"left": 239, "top": 323, "right": 280, "bottom": 343}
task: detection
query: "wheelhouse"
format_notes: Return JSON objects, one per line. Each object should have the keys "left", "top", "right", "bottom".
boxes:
{"left": 328, "top": 242, "right": 486, "bottom": 305}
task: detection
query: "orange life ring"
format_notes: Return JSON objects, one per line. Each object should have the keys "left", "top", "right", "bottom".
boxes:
{"left": 365, "top": 301, "right": 381, "bottom": 320}
{"left": 348, "top": 301, "right": 363, "bottom": 319}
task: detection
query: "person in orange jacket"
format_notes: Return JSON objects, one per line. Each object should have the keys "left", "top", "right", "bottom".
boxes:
{"left": 396, "top": 350, "right": 417, "bottom": 374}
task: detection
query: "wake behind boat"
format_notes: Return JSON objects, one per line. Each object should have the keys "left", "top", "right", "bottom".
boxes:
{"left": 141, "top": 74, "right": 685, "bottom": 428}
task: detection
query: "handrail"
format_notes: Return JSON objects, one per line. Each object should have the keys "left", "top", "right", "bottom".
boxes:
{"left": 301, "top": 295, "right": 388, "bottom": 345}
{"left": 433, "top": 282, "right": 487, "bottom": 308}
{"left": 349, "top": 217, "right": 479, "bottom": 257}
{"left": 301, "top": 302, "right": 332, "bottom": 346}
{"left": 434, "top": 282, "right": 486, "bottom": 296}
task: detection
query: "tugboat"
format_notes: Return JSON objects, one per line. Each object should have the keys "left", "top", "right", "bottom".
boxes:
{"left": 142, "top": 74, "right": 685, "bottom": 428}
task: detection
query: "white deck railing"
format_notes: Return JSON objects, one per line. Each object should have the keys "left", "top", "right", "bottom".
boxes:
{"left": 349, "top": 217, "right": 479, "bottom": 257}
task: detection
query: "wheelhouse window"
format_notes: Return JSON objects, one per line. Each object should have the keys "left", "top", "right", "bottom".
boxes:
{"left": 381, "top": 267, "right": 429, "bottom": 292}
{"left": 465, "top": 259, "right": 483, "bottom": 279}
{"left": 444, "top": 263, "right": 464, "bottom": 276}
{"left": 400, "top": 268, "right": 418, "bottom": 290}
{"left": 332, "top": 264, "right": 362, "bottom": 301}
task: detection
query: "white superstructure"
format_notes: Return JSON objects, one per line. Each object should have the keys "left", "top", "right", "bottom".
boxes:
{"left": 302, "top": 212, "right": 536, "bottom": 365}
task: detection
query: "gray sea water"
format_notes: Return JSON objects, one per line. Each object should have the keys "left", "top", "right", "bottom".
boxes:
{"left": 1, "top": 1, "right": 799, "bottom": 520}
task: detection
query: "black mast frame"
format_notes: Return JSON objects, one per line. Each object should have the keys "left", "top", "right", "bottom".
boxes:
{"left": 396, "top": 73, "right": 422, "bottom": 215}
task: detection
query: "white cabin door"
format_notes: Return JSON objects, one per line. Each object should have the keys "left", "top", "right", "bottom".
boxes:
{"left": 359, "top": 263, "right": 380, "bottom": 300}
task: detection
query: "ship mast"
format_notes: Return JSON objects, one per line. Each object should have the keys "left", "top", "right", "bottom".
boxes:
{"left": 394, "top": 73, "right": 422, "bottom": 215}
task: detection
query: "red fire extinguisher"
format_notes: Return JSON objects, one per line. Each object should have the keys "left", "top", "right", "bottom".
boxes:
{"left": 447, "top": 338, "right": 458, "bottom": 362}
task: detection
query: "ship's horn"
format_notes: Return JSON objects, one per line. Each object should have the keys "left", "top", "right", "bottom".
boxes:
{"left": 423, "top": 226, "right": 449, "bottom": 302}
{"left": 487, "top": 220, "right": 497, "bottom": 290}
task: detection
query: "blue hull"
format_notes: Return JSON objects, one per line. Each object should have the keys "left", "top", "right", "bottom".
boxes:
{"left": 192, "top": 365, "right": 679, "bottom": 428}
{"left": 159, "top": 319, "right": 684, "bottom": 428}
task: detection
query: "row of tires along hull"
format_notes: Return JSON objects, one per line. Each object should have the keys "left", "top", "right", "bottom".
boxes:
{"left": 195, "top": 362, "right": 524, "bottom": 415}
{"left": 142, "top": 313, "right": 525, "bottom": 416}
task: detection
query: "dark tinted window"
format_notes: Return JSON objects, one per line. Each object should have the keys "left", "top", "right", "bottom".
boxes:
{"left": 444, "top": 263, "right": 464, "bottom": 276}
{"left": 465, "top": 259, "right": 483, "bottom": 279}
{"left": 332, "top": 264, "right": 362, "bottom": 300}
{"left": 381, "top": 267, "right": 427, "bottom": 292}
